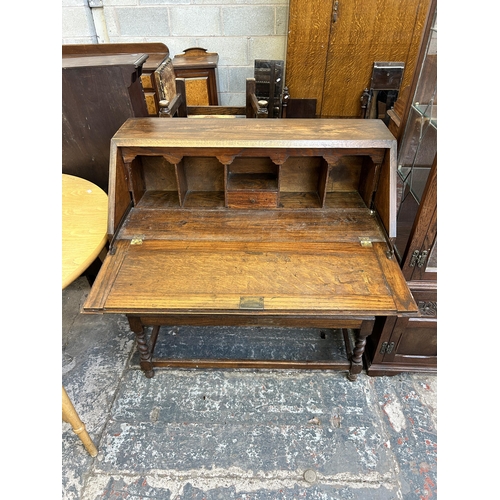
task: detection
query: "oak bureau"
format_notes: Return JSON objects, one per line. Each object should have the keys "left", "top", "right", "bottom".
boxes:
{"left": 83, "top": 118, "right": 418, "bottom": 380}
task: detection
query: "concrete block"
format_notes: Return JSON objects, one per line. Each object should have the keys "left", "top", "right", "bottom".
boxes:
{"left": 193, "top": 36, "right": 249, "bottom": 66}
{"left": 195, "top": 0, "right": 289, "bottom": 4}
{"left": 140, "top": 0, "right": 189, "bottom": 5}
{"left": 169, "top": 6, "right": 222, "bottom": 36}
{"left": 216, "top": 66, "right": 229, "bottom": 93}
{"left": 248, "top": 36, "right": 287, "bottom": 63}
{"left": 103, "top": 0, "right": 137, "bottom": 6}
{"left": 102, "top": 7, "right": 120, "bottom": 38}
{"left": 276, "top": 5, "right": 289, "bottom": 35}
{"left": 62, "top": 6, "right": 96, "bottom": 39}
{"left": 115, "top": 7, "right": 170, "bottom": 37}
{"left": 222, "top": 6, "right": 277, "bottom": 36}
{"left": 63, "top": 36, "right": 98, "bottom": 44}
{"left": 219, "top": 92, "right": 245, "bottom": 107}
{"left": 163, "top": 37, "right": 200, "bottom": 58}
{"left": 226, "top": 65, "right": 254, "bottom": 93}
{"left": 62, "top": 0, "right": 87, "bottom": 6}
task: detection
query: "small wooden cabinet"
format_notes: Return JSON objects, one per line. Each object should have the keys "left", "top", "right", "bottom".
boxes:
{"left": 365, "top": 1, "right": 437, "bottom": 375}
{"left": 82, "top": 118, "right": 418, "bottom": 381}
{"left": 365, "top": 162, "right": 437, "bottom": 375}
{"left": 173, "top": 48, "right": 219, "bottom": 105}
{"left": 62, "top": 43, "right": 171, "bottom": 116}
{"left": 62, "top": 53, "right": 149, "bottom": 192}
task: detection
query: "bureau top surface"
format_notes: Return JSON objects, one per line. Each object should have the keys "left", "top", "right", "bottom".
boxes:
{"left": 62, "top": 43, "right": 168, "bottom": 71}
{"left": 62, "top": 53, "right": 149, "bottom": 69}
{"left": 112, "top": 118, "right": 396, "bottom": 150}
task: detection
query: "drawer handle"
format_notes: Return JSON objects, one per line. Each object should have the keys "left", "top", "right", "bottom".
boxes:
{"left": 250, "top": 198, "right": 256, "bottom": 204}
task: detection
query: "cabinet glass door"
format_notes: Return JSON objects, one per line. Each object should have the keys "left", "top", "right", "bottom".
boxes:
{"left": 394, "top": 8, "right": 437, "bottom": 278}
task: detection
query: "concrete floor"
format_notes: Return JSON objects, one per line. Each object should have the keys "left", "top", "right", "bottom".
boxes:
{"left": 62, "top": 276, "right": 437, "bottom": 500}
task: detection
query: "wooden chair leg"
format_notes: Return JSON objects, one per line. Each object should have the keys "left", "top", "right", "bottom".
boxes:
{"left": 62, "top": 386, "right": 98, "bottom": 457}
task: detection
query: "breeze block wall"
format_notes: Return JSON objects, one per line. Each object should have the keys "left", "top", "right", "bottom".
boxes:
{"left": 62, "top": 0, "right": 290, "bottom": 106}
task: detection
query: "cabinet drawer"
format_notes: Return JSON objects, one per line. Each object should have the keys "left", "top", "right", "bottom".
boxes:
{"left": 227, "top": 191, "right": 278, "bottom": 209}
{"left": 410, "top": 286, "right": 437, "bottom": 319}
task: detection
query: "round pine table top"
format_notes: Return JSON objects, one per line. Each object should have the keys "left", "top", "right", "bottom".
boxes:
{"left": 62, "top": 174, "right": 108, "bottom": 289}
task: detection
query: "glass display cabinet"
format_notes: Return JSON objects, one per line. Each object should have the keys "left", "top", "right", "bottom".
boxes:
{"left": 365, "top": 0, "right": 437, "bottom": 375}
{"left": 395, "top": 6, "right": 437, "bottom": 278}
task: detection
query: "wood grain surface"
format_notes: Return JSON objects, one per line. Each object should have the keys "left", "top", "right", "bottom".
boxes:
{"left": 62, "top": 174, "right": 108, "bottom": 289}
{"left": 92, "top": 241, "right": 408, "bottom": 316}
{"left": 286, "top": 0, "right": 432, "bottom": 117}
{"left": 111, "top": 117, "right": 396, "bottom": 149}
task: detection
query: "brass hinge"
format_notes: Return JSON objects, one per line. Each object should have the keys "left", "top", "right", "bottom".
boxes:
{"left": 130, "top": 235, "right": 145, "bottom": 245}
{"left": 409, "top": 249, "right": 428, "bottom": 268}
{"left": 380, "top": 341, "right": 395, "bottom": 355}
{"left": 359, "top": 237, "right": 372, "bottom": 248}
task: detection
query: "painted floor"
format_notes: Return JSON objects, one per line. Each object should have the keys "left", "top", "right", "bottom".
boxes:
{"left": 62, "top": 277, "right": 437, "bottom": 500}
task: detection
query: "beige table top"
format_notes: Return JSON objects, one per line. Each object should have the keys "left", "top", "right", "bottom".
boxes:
{"left": 62, "top": 174, "right": 108, "bottom": 289}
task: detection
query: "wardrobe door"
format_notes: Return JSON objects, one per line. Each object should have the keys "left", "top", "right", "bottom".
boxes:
{"left": 286, "top": 0, "right": 431, "bottom": 117}
{"left": 285, "top": 0, "right": 335, "bottom": 115}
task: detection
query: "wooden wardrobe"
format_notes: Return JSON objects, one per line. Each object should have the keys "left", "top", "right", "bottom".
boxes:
{"left": 285, "top": 0, "right": 432, "bottom": 117}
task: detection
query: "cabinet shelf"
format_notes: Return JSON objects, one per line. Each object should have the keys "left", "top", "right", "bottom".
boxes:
{"left": 412, "top": 103, "right": 437, "bottom": 129}
{"left": 123, "top": 137, "right": 388, "bottom": 213}
{"left": 136, "top": 190, "right": 370, "bottom": 212}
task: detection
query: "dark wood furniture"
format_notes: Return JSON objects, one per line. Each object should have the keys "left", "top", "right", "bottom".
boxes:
{"left": 364, "top": 0, "right": 437, "bottom": 375}
{"left": 62, "top": 53, "right": 149, "bottom": 193}
{"left": 82, "top": 118, "right": 418, "bottom": 380}
{"left": 285, "top": 0, "right": 432, "bottom": 117}
{"left": 282, "top": 87, "right": 317, "bottom": 118}
{"left": 62, "top": 43, "right": 171, "bottom": 116}
{"left": 254, "top": 60, "right": 285, "bottom": 118}
{"left": 148, "top": 50, "right": 265, "bottom": 118}
{"left": 173, "top": 47, "right": 219, "bottom": 105}
{"left": 360, "top": 61, "right": 405, "bottom": 122}
{"left": 159, "top": 77, "right": 267, "bottom": 118}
